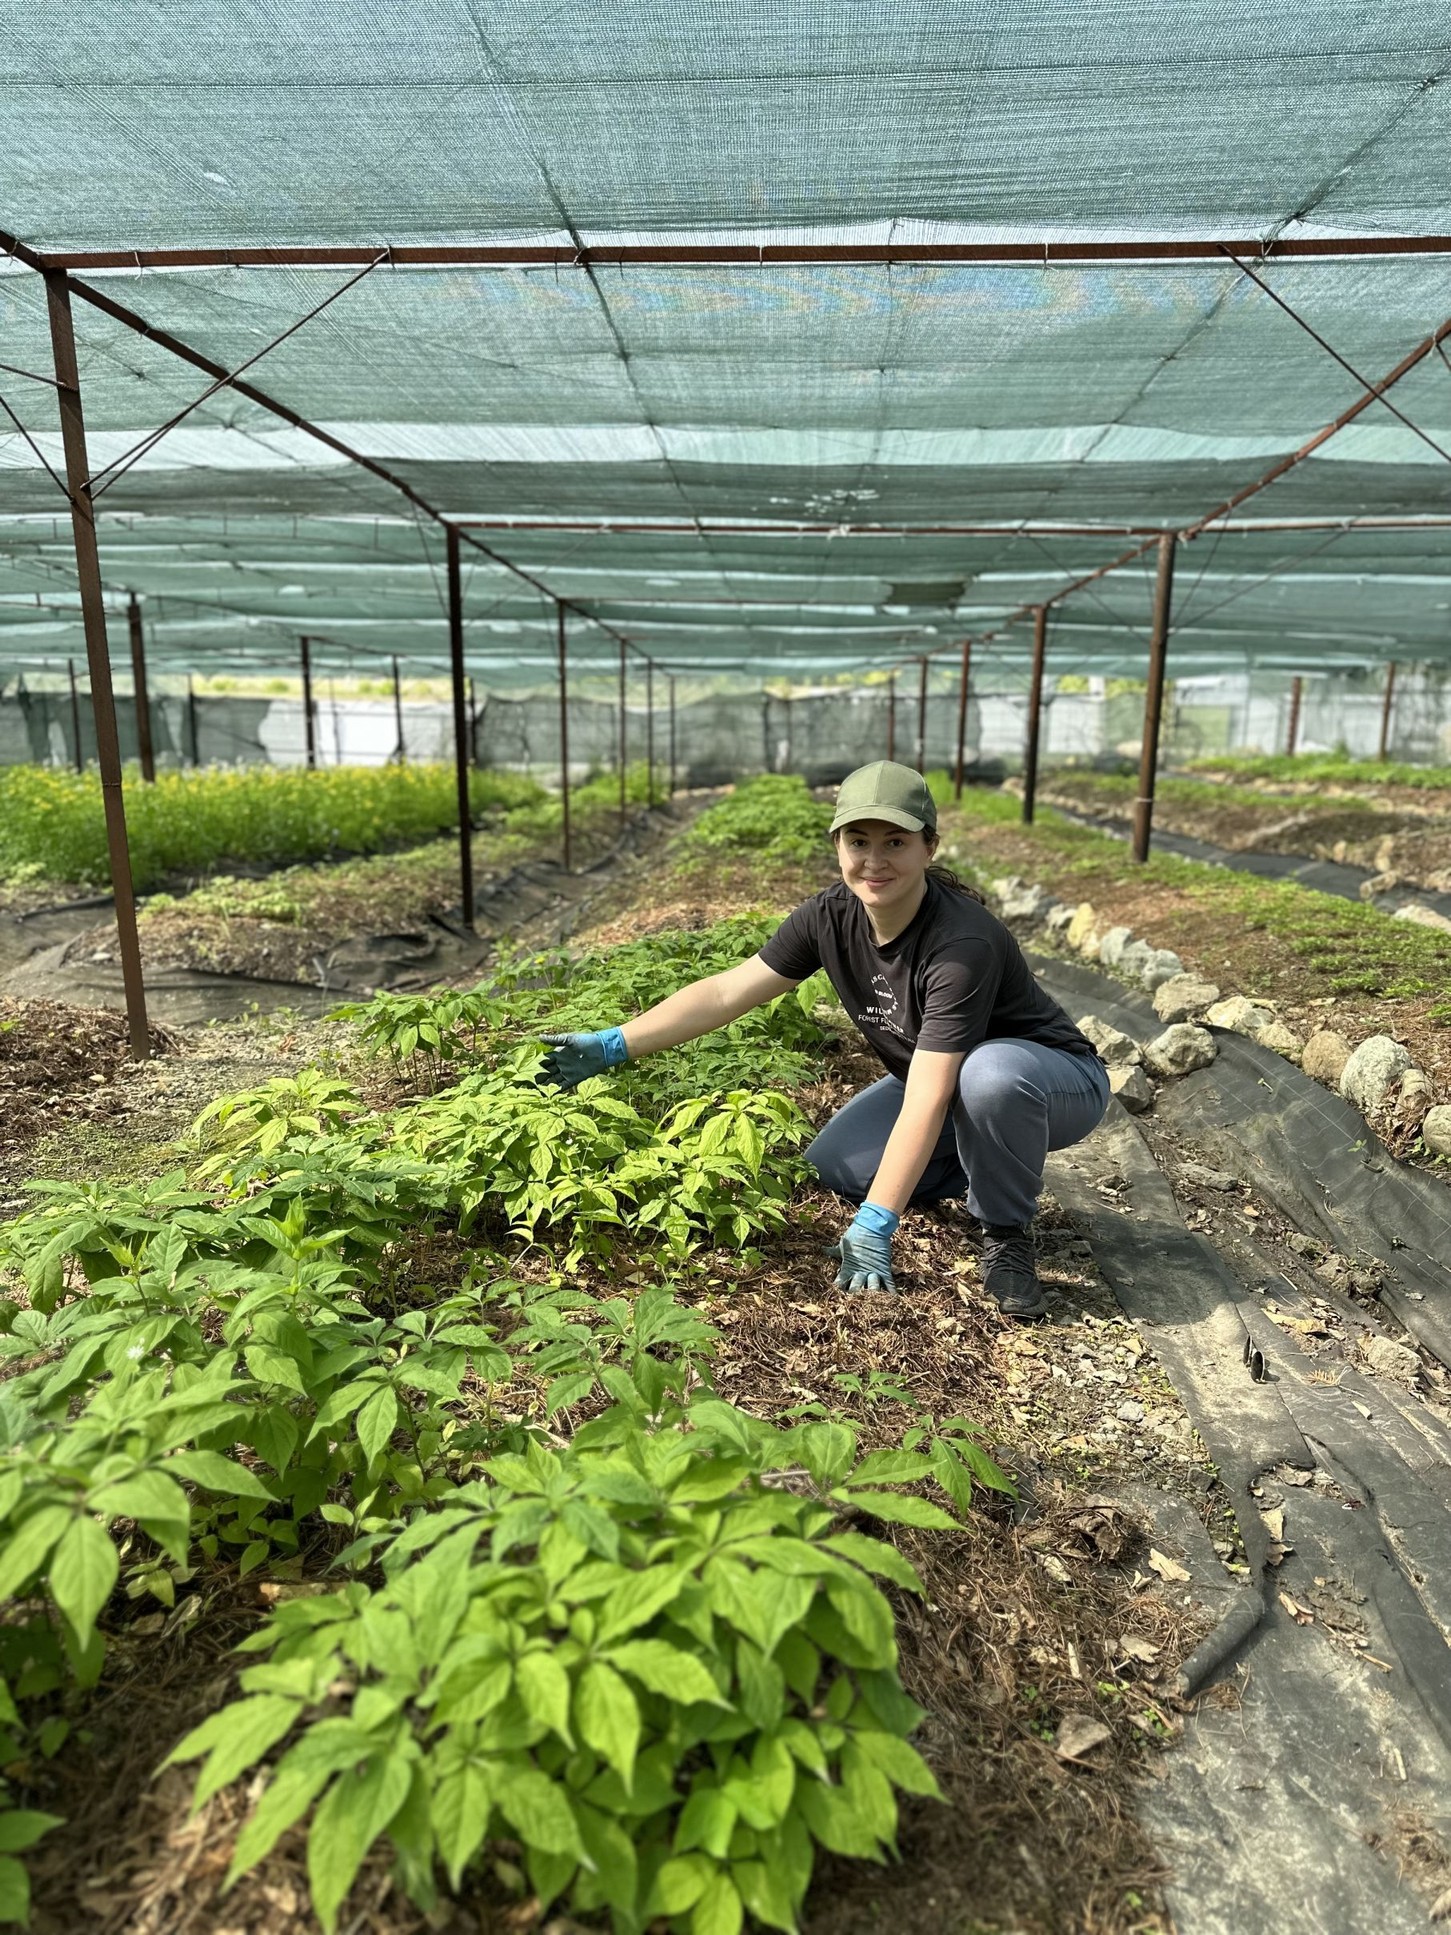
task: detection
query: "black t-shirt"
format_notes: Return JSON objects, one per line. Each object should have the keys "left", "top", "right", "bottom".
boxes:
{"left": 758, "top": 878, "right": 1099, "bottom": 1081}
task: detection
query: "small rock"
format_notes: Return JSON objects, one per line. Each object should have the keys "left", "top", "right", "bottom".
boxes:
{"left": 1152, "top": 974, "right": 1221, "bottom": 1024}
{"left": 1390, "top": 902, "right": 1451, "bottom": 934}
{"left": 1422, "top": 1104, "right": 1451, "bottom": 1158}
{"left": 1116, "top": 1398, "right": 1145, "bottom": 1423}
{"left": 1137, "top": 948, "right": 1185, "bottom": 992}
{"left": 1340, "top": 1035, "right": 1416, "bottom": 1114}
{"left": 1179, "top": 1161, "right": 1236, "bottom": 1191}
{"left": 1205, "top": 995, "right": 1277, "bottom": 1039}
{"left": 1109, "top": 1065, "right": 1155, "bottom": 1113}
{"left": 1096, "top": 925, "right": 1134, "bottom": 969}
{"left": 1398, "top": 1068, "right": 1434, "bottom": 1113}
{"left": 1301, "top": 1028, "right": 1353, "bottom": 1087}
{"left": 1000, "top": 884, "right": 1049, "bottom": 923}
{"left": 1258, "top": 1021, "right": 1305, "bottom": 1063}
{"left": 1362, "top": 1335, "right": 1421, "bottom": 1385}
{"left": 1044, "top": 902, "right": 1075, "bottom": 933}
{"left": 1076, "top": 1014, "right": 1142, "bottom": 1067}
{"left": 1117, "top": 938, "right": 1154, "bottom": 980}
{"left": 1286, "top": 1233, "right": 1321, "bottom": 1258}
{"left": 1055, "top": 1713, "right": 1112, "bottom": 1761}
{"left": 1065, "top": 902, "right": 1099, "bottom": 952}
{"left": 1359, "top": 869, "right": 1399, "bottom": 899}
{"left": 1142, "top": 1023, "right": 1217, "bottom": 1079}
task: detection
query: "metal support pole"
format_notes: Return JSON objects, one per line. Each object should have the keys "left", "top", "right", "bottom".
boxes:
{"left": 618, "top": 639, "right": 628, "bottom": 834}
{"left": 392, "top": 654, "right": 405, "bottom": 762}
{"left": 67, "top": 656, "right": 83, "bottom": 772}
{"left": 445, "top": 527, "right": 475, "bottom": 929}
{"left": 1379, "top": 662, "right": 1398, "bottom": 761}
{"left": 44, "top": 268, "right": 150, "bottom": 1058}
{"left": 1286, "top": 675, "right": 1304, "bottom": 757}
{"left": 952, "top": 639, "right": 972, "bottom": 800}
{"left": 668, "top": 675, "right": 678, "bottom": 797}
{"left": 300, "top": 636, "right": 316, "bottom": 769}
{"left": 467, "top": 676, "right": 479, "bottom": 767}
{"left": 186, "top": 673, "right": 199, "bottom": 766}
{"left": 646, "top": 658, "right": 656, "bottom": 806}
{"left": 1131, "top": 534, "right": 1177, "bottom": 865}
{"left": 887, "top": 674, "right": 897, "bottom": 762}
{"left": 1022, "top": 605, "right": 1048, "bottom": 825}
{"left": 126, "top": 592, "right": 155, "bottom": 781}
{"left": 916, "top": 655, "right": 929, "bottom": 769}
{"left": 556, "top": 604, "right": 572, "bottom": 873}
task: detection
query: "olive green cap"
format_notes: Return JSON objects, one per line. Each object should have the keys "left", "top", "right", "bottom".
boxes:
{"left": 829, "top": 760, "right": 937, "bottom": 836}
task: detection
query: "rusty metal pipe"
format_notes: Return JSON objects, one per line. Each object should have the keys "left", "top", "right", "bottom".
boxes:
{"left": 557, "top": 604, "right": 572, "bottom": 873}
{"left": 1131, "top": 536, "right": 1178, "bottom": 864}
{"left": 953, "top": 640, "right": 972, "bottom": 801}
{"left": 1022, "top": 607, "right": 1049, "bottom": 825}
{"left": 126, "top": 593, "right": 155, "bottom": 782}
{"left": 1379, "top": 661, "right": 1398, "bottom": 761}
{"left": 445, "top": 528, "right": 475, "bottom": 930}
{"left": 44, "top": 269, "right": 150, "bottom": 1059}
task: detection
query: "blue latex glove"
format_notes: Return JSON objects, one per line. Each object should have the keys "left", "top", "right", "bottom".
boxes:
{"left": 538, "top": 1027, "right": 629, "bottom": 1090}
{"left": 831, "top": 1201, "right": 900, "bottom": 1292}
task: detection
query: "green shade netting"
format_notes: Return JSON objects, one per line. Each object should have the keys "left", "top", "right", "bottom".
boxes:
{"left": 2, "top": 4, "right": 1451, "bottom": 684}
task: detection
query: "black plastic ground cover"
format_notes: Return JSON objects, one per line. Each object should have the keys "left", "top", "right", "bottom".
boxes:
{"left": 1051, "top": 802, "right": 1451, "bottom": 921}
{"left": 1032, "top": 952, "right": 1451, "bottom": 1931}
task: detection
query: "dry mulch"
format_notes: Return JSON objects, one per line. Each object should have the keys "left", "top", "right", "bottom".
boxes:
{"left": 0, "top": 994, "right": 176, "bottom": 1183}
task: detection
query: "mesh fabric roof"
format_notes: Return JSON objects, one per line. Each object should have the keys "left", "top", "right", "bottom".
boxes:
{"left": 2, "top": 2, "right": 1451, "bottom": 689}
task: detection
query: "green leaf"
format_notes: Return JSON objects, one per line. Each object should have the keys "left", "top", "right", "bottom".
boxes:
{"left": 593, "top": 1564, "right": 686, "bottom": 1642}
{"left": 846, "top": 1450, "right": 935, "bottom": 1487}
{"left": 307, "top": 1752, "right": 413, "bottom": 1935}
{"left": 0, "top": 1505, "right": 73, "bottom": 1600}
{"left": 605, "top": 1638, "right": 725, "bottom": 1707}
{"left": 89, "top": 1471, "right": 191, "bottom": 1553}
{"left": 674, "top": 1785, "right": 737, "bottom": 1859}
{"left": 647, "top": 1852, "right": 714, "bottom": 1915}
{"left": 794, "top": 1421, "right": 857, "bottom": 1487}
{"left": 356, "top": 1385, "right": 399, "bottom": 1466}
{"left": 575, "top": 1660, "right": 640, "bottom": 1789}
{"left": 851, "top": 1729, "right": 944, "bottom": 1800}
{"left": 838, "top": 1491, "right": 956, "bottom": 1530}
{"left": 0, "top": 1853, "right": 30, "bottom": 1927}
{"left": 496, "top": 1767, "right": 581, "bottom": 1857}
{"left": 0, "top": 1811, "right": 62, "bottom": 1855}
{"left": 823, "top": 1532, "right": 924, "bottom": 1595}
{"left": 225, "top": 1764, "right": 332, "bottom": 1886}
{"left": 734, "top": 1640, "right": 785, "bottom": 1731}
{"left": 244, "top": 1344, "right": 307, "bottom": 1395}
{"left": 516, "top": 1650, "right": 574, "bottom": 1746}
{"left": 171, "top": 1695, "right": 303, "bottom": 1808}
{"left": 432, "top": 1761, "right": 494, "bottom": 1889}
{"left": 733, "top": 1856, "right": 799, "bottom": 1933}
{"left": 49, "top": 1515, "right": 118, "bottom": 1644}
{"left": 168, "top": 1451, "right": 274, "bottom": 1499}
{"left": 692, "top": 1869, "right": 744, "bottom": 1935}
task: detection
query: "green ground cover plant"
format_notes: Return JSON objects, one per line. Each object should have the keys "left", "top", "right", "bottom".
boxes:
{"left": 335, "top": 917, "right": 835, "bottom": 1105}
{"left": 0, "top": 762, "right": 549, "bottom": 891}
{"left": 1026, "top": 769, "right": 1387, "bottom": 820}
{"left": 1183, "top": 753, "right": 1451, "bottom": 791}
{"left": 0, "top": 916, "right": 1005, "bottom": 1927}
{"left": 678, "top": 777, "right": 833, "bottom": 869}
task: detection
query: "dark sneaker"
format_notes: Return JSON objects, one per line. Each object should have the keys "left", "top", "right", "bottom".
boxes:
{"left": 980, "top": 1223, "right": 1048, "bottom": 1319}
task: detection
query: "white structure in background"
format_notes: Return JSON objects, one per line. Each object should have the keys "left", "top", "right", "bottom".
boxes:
{"left": 258, "top": 697, "right": 456, "bottom": 767}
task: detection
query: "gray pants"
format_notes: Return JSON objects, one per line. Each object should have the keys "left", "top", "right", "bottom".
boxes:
{"left": 805, "top": 1038, "right": 1111, "bottom": 1229}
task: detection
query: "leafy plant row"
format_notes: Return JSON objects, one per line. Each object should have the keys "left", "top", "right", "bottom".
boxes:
{"left": 677, "top": 777, "right": 834, "bottom": 869}
{"left": 0, "top": 918, "right": 1010, "bottom": 1930}
{"left": 0, "top": 762, "right": 547, "bottom": 891}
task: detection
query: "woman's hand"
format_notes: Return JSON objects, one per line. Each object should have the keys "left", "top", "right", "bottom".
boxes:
{"left": 831, "top": 1202, "right": 900, "bottom": 1292}
{"left": 538, "top": 1027, "right": 628, "bottom": 1089}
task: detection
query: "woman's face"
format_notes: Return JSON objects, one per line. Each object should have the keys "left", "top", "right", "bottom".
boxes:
{"left": 834, "top": 819, "right": 936, "bottom": 920}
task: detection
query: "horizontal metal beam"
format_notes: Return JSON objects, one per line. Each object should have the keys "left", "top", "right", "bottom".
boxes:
{"left": 18, "top": 236, "right": 1451, "bottom": 271}
{"left": 452, "top": 515, "right": 1451, "bottom": 539}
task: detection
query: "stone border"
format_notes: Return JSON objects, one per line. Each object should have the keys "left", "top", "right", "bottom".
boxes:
{"left": 986, "top": 875, "right": 1451, "bottom": 1161}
